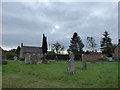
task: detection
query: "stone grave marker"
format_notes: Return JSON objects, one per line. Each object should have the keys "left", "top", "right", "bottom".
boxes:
{"left": 100, "top": 55, "right": 104, "bottom": 64}
{"left": 56, "top": 55, "right": 58, "bottom": 61}
{"left": 68, "top": 52, "right": 76, "bottom": 74}
{"left": 2, "top": 54, "right": 7, "bottom": 65}
{"left": 13, "top": 56, "right": 18, "bottom": 61}
{"left": 31, "top": 54, "right": 38, "bottom": 64}
{"left": 24, "top": 53, "right": 31, "bottom": 64}
{"left": 108, "top": 57, "right": 113, "bottom": 62}
{"left": 82, "top": 54, "right": 87, "bottom": 70}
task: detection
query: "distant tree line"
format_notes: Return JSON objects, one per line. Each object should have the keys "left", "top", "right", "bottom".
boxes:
{"left": 5, "top": 31, "right": 117, "bottom": 60}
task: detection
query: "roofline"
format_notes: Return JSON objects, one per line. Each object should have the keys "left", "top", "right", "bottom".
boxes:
{"left": 115, "top": 43, "right": 120, "bottom": 49}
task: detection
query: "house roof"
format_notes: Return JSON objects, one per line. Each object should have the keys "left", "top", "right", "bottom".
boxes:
{"left": 21, "top": 46, "right": 42, "bottom": 54}
{"left": 115, "top": 40, "right": 120, "bottom": 48}
{"left": 115, "top": 43, "right": 120, "bottom": 48}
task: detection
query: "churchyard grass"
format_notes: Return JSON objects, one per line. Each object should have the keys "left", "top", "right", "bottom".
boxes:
{"left": 2, "top": 60, "right": 118, "bottom": 88}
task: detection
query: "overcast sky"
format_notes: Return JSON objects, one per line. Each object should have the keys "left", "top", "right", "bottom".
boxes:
{"left": 1, "top": 2, "right": 118, "bottom": 50}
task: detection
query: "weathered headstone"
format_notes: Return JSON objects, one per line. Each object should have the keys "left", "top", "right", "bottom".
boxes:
{"left": 24, "top": 53, "right": 31, "bottom": 64}
{"left": 68, "top": 52, "right": 76, "bottom": 74}
{"left": 13, "top": 56, "right": 18, "bottom": 61}
{"left": 100, "top": 60, "right": 104, "bottom": 64}
{"left": 82, "top": 54, "right": 87, "bottom": 70}
{"left": 2, "top": 54, "right": 7, "bottom": 65}
{"left": 56, "top": 55, "right": 58, "bottom": 61}
{"left": 31, "top": 55, "right": 38, "bottom": 64}
{"left": 100, "top": 55, "right": 104, "bottom": 64}
{"left": 108, "top": 57, "right": 113, "bottom": 62}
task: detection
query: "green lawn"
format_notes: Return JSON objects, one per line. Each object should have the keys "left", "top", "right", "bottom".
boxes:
{"left": 2, "top": 60, "right": 118, "bottom": 88}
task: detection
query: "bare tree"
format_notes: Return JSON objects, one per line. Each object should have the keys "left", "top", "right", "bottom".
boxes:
{"left": 86, "top": 36, "right": 97, "bottom": 52}
{"left": 52, "top": 42, "right": 65, "bottom": 54}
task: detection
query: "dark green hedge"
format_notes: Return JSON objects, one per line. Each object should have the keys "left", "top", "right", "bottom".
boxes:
{"left": 6, "top": 53, "right": 18, "bottom": 60}
{"left": 46, "top": 54, "right": 82, "bottom": 61}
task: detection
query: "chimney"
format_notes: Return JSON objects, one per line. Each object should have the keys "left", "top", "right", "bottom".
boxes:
{"left": 21, "top": 43, "right": 23, "bottom": 47}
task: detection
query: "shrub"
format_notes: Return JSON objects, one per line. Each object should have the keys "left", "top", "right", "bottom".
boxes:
{"left": 46, "top": 53, "right": 82, "bottom": 61}
{"left": 46, "top": 54, "right": 57, "bottom": 60}
{"left": 46, "top": 54, "right": 69, "bottom": 60}
{"left": 74, "top": 53, "right": 82, "bottom": 61}
{"left": 6, "top": 53, "right": 18, "bottom": 60}
{"left": 99, "top": 55, "right": 108, "bottom": 61}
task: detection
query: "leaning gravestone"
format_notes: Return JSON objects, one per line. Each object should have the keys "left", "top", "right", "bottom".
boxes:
{"left": 31, "top": 55, "right": 38, "bottom": 64}
{"left": 13, "top": 56, "right": 18, "bottom": 61}
{"left": 24, "top": 53, "right": 31, "bottom": 64}
{"left": 82, "top": 54, "right": 87, "bottom": 70}
{"left": 68, "top": 52, "right": 76, "bottom": 74}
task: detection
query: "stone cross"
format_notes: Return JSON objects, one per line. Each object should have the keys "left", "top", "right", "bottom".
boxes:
{"left": 68, "top": 52, "right": 76, "bottom": 74}
{"left": 31, "top": 54, "right": 38, "bottom": 64}
{"left": 13, "top": 56, "right": 18, "bottom": 61}
{"left": 82, "top": 54, "right": 87, "bottom": 70}
{"left": 24, "top": 53, "right": 31, "bottom": 64}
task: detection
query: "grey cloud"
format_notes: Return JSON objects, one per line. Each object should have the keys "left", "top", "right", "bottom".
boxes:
{"left": 1, "top": 2, "right": 118, "bottom": 50}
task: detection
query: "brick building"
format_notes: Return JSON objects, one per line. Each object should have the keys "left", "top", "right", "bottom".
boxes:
{"left": 114, "top": 40, "right": 120, "bottom": 60}
{"left": 83, "top": 53, "right": 104, "bottom": 62}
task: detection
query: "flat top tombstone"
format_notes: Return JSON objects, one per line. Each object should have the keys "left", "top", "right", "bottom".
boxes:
{"left": 68, "top": 52, "right": 76, "bottom": 74}
{"left": 24, "top": 53, "right": 31, "bottom": 64}
{"left": 32, "top": 54, "right": 38, "bottom": 64}
{"left": 2, "top": 54, "right": 7, "bottom": 61}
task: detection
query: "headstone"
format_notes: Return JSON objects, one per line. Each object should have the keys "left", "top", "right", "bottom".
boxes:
{"left": 31, "top": 54, "right": 38, "bottom": 64}
{"left": 56, "top": 55, "right": 58, "bottom": 61}
{"left": 2, "top": 54, "right": 7, "bottom": 65}
{"left": 108, "top": 57, "right": 113, "bottom": 62}
{"left": 82, "top": 54, "right": 87, "bottom": 70}
{"left": 13, "top": 56, "right": 18, "bottom": 61}
{"left": 100, "top": 55, "right": 104, "bottom": 64}
{"left": 24, "top": 53, "right": 31, "bottom": 64}
{"left": 68, "top": 52, "right": 76, "bottom": 74}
